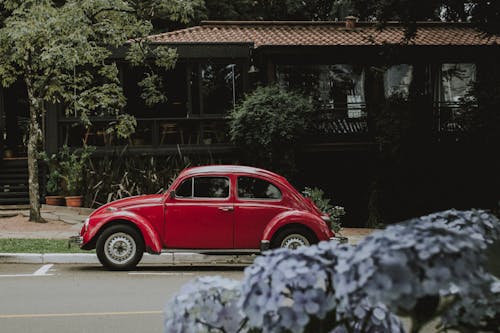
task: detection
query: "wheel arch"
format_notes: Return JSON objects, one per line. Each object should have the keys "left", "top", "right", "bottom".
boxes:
{"left": 262, "top": 210, "right": 332, "bottom": 244}
{"left": 269, "top": 222, "right": 318, "bottom": 246}
{"left": 84, "top": 217, "right": 162, "bottom": 254}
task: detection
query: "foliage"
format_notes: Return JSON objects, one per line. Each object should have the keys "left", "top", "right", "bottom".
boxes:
{"left": 58, "top": 145, "right": 95, "bottom": 196}
{"left": 39, "top": 151, "right": 62, "bottom": 195}
{"left": 164, "top": 209, "right": 500, "bottom": 333}
{"left": 302, "top": 187, "right": 345, "bottom": 233}
{"left": 204, "top": 0, "right": 339, "bottom": 21}
{"left": 164, "top": 276, "right": 247, "bottom": 333}
{"left": 228, "top": 85, "right": 313, "bottom": 175}
{"left": 84, "top": 150, "right": 220, "bottom": 207}
{"left": 0, "top": 0, "right": 191, "bottom": 221}
{"left": 347, "top": 0, "right": 500, "bottom": 36}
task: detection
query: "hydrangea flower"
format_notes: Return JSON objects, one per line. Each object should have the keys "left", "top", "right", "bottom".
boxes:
{"left": 330, "top": 303, "right": 406, "bottom": 333}
{"left": 423, "top": 209, "right": 500, "bottom": 245}
{"left": 335, "top": 210, "right": 498, "bottom": 318}
{"left": 239, "top": 241, "right": 352, "bottom": 333}
{"left": 440, "top": 277, "right": 500, "bottom": 333}
{"left": 164, "top": 276, "right": 246, "bottom": 333}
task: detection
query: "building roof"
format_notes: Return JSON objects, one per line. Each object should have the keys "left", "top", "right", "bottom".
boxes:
{"left": 148, "top": 21, "right": 500, "bottom": 48}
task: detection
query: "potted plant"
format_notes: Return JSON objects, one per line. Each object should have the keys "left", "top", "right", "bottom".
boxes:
{"left": 45, "top": 170, "right": 65, "bottom": 205}
{"left": 58, "top": 145, "right": 94, "bottom": 207}
{"left": 40, "top": 152, "right": 65, "bottom": 205}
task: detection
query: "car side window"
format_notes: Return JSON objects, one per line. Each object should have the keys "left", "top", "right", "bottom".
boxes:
{"left": 194, "top": 177, "right": 230, "bottom": 198}
{"left": 175, "top": 178, "right": 193, "bottom": 198}
{"left": 237, "top": 176, "right": 282, "bottom": 200}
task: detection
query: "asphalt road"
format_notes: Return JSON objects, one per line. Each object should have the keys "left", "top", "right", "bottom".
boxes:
{"left": 0, "top": 263, "right": 245, "bottom": 333}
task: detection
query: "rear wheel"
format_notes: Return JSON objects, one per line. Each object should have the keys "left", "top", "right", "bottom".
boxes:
{"left": 96, "top": 225, "right": 144, "bottom": 270}
{"left": 271, "top": 226, "right": 317, "bottom": 250}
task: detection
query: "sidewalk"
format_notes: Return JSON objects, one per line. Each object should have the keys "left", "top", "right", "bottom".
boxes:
{"left": 0, "top": 204, "right": 376, "bottom": 265}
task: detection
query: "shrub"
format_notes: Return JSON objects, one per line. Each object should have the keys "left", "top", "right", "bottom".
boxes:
{"left": 164, "top": 209, "right": 500, "bottom": 333}
{"left": 228, "top": 85, "right": 313, "bottom": 174}
{"left": 302, "top": 187, "right": 345, "bottom": 233}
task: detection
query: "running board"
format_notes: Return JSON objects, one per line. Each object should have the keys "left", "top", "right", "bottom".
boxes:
{"left": 160, "top": 249, "right": 259, "bottom": 255}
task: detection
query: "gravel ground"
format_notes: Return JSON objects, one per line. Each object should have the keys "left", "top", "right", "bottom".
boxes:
{"left": 0, "top": 214, "right": 82, "bottom": 239}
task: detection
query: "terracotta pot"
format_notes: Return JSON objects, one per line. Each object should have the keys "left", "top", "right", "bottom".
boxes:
{"left": 45, "top": 195, "right": 65, "bottom": 206}
{"left": 65, "top": 196, "right": 83, "bottom": 207}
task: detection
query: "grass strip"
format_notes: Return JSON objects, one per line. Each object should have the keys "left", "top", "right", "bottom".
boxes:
{"left": 0, "top": 238, "right": 94, "bottom": 253}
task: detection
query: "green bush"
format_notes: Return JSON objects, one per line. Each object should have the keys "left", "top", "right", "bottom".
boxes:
{"left": 228, "top": 85, "right": 313, "bottom": 174}
{"left": 302, "top": 186, "right": 345, "bottom": 233}
{"left": 84, "top": 151, "right": 221, "bottom": 207}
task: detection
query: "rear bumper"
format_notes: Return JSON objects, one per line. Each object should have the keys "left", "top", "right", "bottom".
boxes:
{"left": 260, "top": 240, "right": 270, "bottom": 252}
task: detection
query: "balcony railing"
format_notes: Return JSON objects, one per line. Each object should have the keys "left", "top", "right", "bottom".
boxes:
{"left": 308, "top": 104, "right": 370, "bottom": 143}
{"left": 434, "top": 101, "right": 473, "bottom": 134}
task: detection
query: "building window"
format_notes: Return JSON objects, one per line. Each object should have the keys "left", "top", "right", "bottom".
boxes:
{"left": 384, "top": 64, "right": 413, "bottom": 99}
{"left": 122, "top": 63, "right": 189, "bottom": 118}
{"left": 440, "top": 63, "right": 476, "bottom": 103}
{"left": 437, "top": 63, "right": 476, "bottom": 132}
{"left": 192, "top": 62, "right": 242, "bottom": 115}
{"left": 276, "top": 64, "right": 366, "bottom": 118}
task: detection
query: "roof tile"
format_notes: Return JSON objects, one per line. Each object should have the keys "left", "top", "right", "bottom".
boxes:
{"left": 148, "top": 21, "right": 500, "bottom": 47}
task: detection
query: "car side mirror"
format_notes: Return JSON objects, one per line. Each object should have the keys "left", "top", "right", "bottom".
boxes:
{"left": 169, "top": 190, "right": 176, "bottom": 199}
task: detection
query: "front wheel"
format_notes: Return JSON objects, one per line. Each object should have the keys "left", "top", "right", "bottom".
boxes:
{"left": 96, "top": 225, "right": 144, "bottom": 270}
{"left": 271, "top": 227, "right": 317, "bottom": 250}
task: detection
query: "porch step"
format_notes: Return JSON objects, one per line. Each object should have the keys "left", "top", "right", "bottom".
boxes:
{"left": 0, "top": 158, "right": 29, "bottom": 205}
{"left": 0, "top": 197, "right": 30, "bottom": 204}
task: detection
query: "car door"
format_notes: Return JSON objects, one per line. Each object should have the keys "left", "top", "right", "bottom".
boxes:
{"left": 233, "top": 175, "right": 289, "bottom": 249}
{"left": 164, "top": 175, "right": 234, "bottom": 249}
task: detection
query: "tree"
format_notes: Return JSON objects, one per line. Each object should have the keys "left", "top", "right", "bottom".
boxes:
{"left": 0, "top": 0, "right": 197, "bottom": 222}
{"left": 346, "top": 0, "right": 500, "bottom": 35}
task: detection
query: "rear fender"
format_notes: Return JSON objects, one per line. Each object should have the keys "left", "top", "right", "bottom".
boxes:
{"left": 262, "top": 210, "right": 332, "bottom": 242}
{"left": 84, "top": 211, "right": 162, "bottom": 254}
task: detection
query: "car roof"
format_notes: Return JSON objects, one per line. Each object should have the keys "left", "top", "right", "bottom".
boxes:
{"left": 179, "top": 165, "right": 287, "bottom": 182}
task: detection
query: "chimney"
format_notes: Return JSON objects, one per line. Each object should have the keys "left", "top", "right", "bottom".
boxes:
{"left": 345, "top": 16, "right": 358, "bottom": 29}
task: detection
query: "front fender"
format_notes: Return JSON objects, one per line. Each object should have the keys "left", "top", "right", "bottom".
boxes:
{"left": 83, "top": 211, "right": 162, "bottom": 254}
{"left": 262, "top": 210, "right": 333, "bottom": 243}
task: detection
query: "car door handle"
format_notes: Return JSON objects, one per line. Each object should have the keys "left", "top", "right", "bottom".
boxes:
{"left": 218, "top": 206, "right": 234, "bottom": 212}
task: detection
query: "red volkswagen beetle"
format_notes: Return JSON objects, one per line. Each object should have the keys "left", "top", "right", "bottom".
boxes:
{"left": 72, "top": 165, "right": 338, "bottom": 269}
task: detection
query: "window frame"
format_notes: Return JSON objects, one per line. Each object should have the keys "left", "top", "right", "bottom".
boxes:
{"left": 175, "top": 176, "right": 231, "bottom": 200}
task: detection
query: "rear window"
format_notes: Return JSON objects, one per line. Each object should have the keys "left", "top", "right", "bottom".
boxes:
{"left": 237, "top": 176, "right": 282, "bottom": 200}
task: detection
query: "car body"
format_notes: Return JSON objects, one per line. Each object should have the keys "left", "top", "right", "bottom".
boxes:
{"left": 72, "top": 165, "right": 337, "bottom": 269}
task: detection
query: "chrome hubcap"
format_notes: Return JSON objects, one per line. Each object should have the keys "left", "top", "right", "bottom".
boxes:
{"left": 281, "top": 234, "right": 310, "bottom": 249}
{"left": 104, "top": 232, "right": 136, "bottom": 265}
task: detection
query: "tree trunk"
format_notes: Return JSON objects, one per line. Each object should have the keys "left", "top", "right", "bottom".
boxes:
{"left": 26, "top": 86, "right": 44, "bottom": 222}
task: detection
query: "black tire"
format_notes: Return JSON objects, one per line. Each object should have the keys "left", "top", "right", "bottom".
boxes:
{"left": 271, "top": 226, "right": 318, "bottom": 250}
{"left": 96, "top": 224, "right": 144, "bottom": 270}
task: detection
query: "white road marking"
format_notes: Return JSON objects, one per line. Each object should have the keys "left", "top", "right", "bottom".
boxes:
{"left": 0, "top": 264, "right": 54, "bottom": 278}
{"left": 0, "top": 310, "right": 162, "bottom": 319}
{"left": 128, "top": 272, "right": 194, "bottom": 276}
{"left": 33, "top": 264, "right": 53, "bottom": 276}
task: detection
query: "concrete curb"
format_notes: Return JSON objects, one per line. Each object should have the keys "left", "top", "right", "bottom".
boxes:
{"left": 0, "top": 253, "right": 256, "bottom": 265}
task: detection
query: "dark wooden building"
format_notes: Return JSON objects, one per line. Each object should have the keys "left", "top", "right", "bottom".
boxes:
{"left": 1, "top": 20, "right": 499, "bottom": 223}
